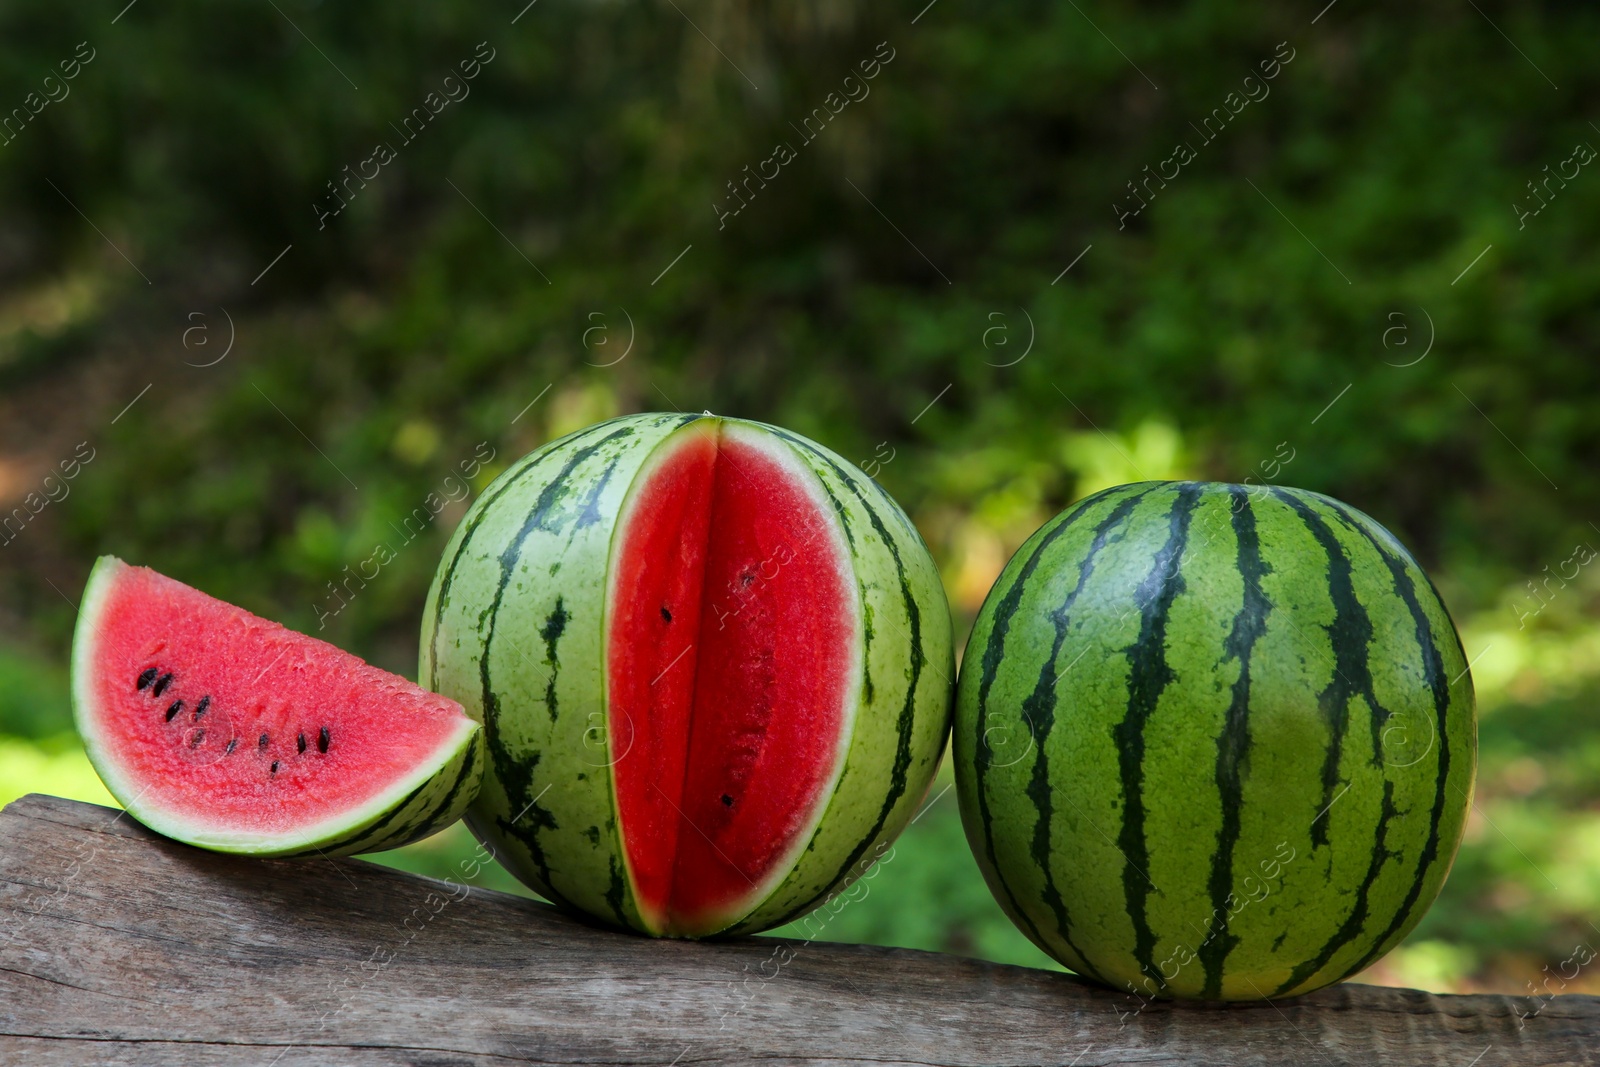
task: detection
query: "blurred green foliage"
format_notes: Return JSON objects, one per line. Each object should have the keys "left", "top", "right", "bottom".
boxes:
{"left": 1, "top": 0, "right": 1597, "bottom": 996}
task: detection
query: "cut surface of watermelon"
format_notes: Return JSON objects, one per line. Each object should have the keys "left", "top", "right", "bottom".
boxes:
{"left": 606, "top": 420, "right": 861, "bottom": 934}
{"left": 72, "top": 557, "right": 482, "bottom": 856}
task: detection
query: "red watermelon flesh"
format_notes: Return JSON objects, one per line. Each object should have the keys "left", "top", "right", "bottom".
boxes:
{"left": 606, "top": 420, "right": 861, "bottom": 934}
{"left": 73, "top": 558, "right": 481, "bottom": 855}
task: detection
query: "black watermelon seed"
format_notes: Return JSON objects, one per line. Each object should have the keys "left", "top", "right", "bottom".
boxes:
{"left": 136, "top": 668, "right": 158, "bottom": 691}
{"left": 258, "top": 733, "right": 269, "bottom": 751}
{"left": 661, "top": 606, "right": 672, "bottom": 622}
{"left": 720, "top": 794, "right": 734, "bottom": 807}
{"left": 194, "top": 696, "right": 211, "bottom": 721}
{"left": 190, "top": 729, "right": 206, "bottom": 748}
{"left": 151, "top": 672, "right": 175, "bottom": 697}
{"left": 164, "top": 701, "right": 183, "bottom": 722}
{"left": 270, "top": 760, "right": 280, "bottom": 776}
{"left": 225, "top": 738, "right": 238, "bottom": 755}
{"left": 317, "top": 727, "right": 329, "bottom": 753}
{"left": 297, "top": 733, "right": 307, "bottom": 754}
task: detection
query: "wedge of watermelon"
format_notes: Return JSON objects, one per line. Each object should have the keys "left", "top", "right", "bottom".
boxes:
{"left": 72, "top": 556, "right": 483, "bottom": 857}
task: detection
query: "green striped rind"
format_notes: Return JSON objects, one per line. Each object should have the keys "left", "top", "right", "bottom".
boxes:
{"left": 421, "top": 412, "right": 693, "bottom": 930}
{"left": 724, "top": 423, "right": 953, "bottom": 935}
{"left": 953, "top": 481, "right": 1475, "bottom": 1001}
{"left": 420, "top": 412, "right": 953, "bottom": 937}
{"left": 315, "top": 735, "right": 484, "bottom": 857}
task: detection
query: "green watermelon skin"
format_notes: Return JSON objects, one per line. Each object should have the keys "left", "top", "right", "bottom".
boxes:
{"left": 314, "top": 738, "right": 482, "bottom": 857}
{"left": 953, "top": 482, "right": 1476, "bottom": 1001}
{"left": 420, "top": 412, "right": 953, "bottom": 936}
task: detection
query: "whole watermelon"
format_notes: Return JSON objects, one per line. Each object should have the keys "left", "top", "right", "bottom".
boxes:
{"left": 953, "top": 481, "right": 1476, "bottom": 1000}
{"left": 422, "top": 412, "right": 953, "bottom": 937}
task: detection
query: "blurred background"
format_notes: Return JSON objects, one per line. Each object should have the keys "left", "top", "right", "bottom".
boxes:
{"left": 1, "top": 0, "right": 1597, "bottom": 996}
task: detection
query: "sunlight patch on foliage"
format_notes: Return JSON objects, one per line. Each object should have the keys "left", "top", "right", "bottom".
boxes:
{"left": 0, "top": 735, "right": 115, "bottom": 811}
{"left": 1061, "top": 419, "right": 1192, "bottom": 498}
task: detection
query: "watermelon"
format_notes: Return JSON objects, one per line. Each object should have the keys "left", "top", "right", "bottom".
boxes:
{"left": 72, "top": 557, "right": 484, "bottom": 857}
{"left": 421, "top": 412, "right": 953, "bottom": 937}
{"left": 953, "top": 482, "right": 1476, "bottom": 1001}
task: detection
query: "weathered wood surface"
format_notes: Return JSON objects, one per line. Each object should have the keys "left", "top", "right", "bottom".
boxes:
{"left": 0, "top": 795, "right": 1594, "bottom": 1067}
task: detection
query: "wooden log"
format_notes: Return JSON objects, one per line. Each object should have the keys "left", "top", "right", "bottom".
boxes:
{"left": 0, "top": 794, "right": 1593, "bottom": 1066}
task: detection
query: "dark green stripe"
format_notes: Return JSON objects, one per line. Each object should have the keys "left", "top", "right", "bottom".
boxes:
{"left": 605, "top": 854, "right": 628, "bottom": 927}
{"left": 369, "top": 742, "right": 482, "bottom": 852}
{"left": 427, "top": 419, "right": 617, "bottom": 678}
{"left": 1198, "top": 487, "right": 1271, "bottom": 998}
{"left": 1115, "top": 483, "right": 1201, "bottom": 992}
{"left": 1278, "top": 779, "right": 1400, "bottom": 995}
{"left": 1269, "top": 490, "right": 1404, "bottom": 995}
{"left": 325, "top": 769, "right": 436, "bottom": 855}
{"left": 392, "top": 742, "right": 480, "bottom": 851}
{"left": 1316, "top": 496, "right": 1458, "bottom": 979}
{"left": 479, "top": 425, "right": 640, "bottom": 908}
{"left": 859, "top": 457, "right": 929, "bottom": 546}
{"left": 348, "top": 778, "right": 432, "bottom": 848}
{"left": 540, "top": 598, "right": 570, "bottom": 723}
{"left": 1021, "top": 487, "right": 1149, "bottom": 983}
{"left": 421, "top": 739, "right": 480, "bottom": 835}
{"left": 575, "top": 454, "right": 627, "bottom": 529}
{"left": 1272, "top": 489, "right": 1379, "bottom": 850}
{"left": 520, "top": 429, "right": 639, "bottom": 538}
{"left": 969, "top": 483, "right": 1151, "bottom": 966}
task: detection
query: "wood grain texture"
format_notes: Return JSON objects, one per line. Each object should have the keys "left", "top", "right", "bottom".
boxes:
{"left": 0, "top": 794, "right": 1594, "bottom": 1067}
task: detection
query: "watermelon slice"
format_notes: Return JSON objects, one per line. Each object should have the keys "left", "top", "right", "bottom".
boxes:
{"left": 71, "top": 556, "right": 483, "bottom": 857}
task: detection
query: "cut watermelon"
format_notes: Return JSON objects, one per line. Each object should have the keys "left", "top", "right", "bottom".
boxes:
{"left": 422, "top": 413, "right": 955, "bottom": 939}
{"left": 72, "top": 557, "right": 483, "bottom": 857}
